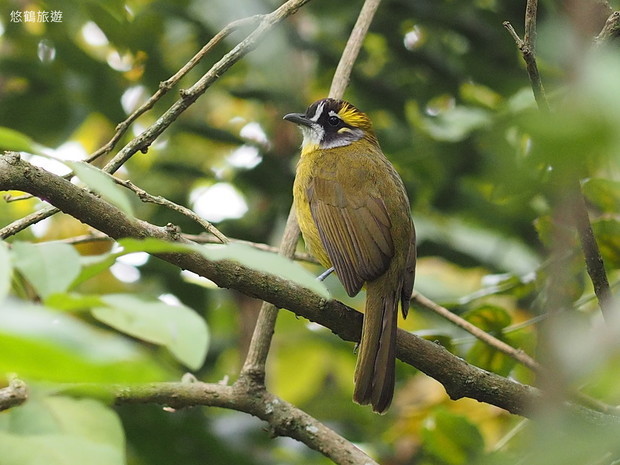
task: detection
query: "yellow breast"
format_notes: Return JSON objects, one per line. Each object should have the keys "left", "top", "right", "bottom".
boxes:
{"left": 293, "top": 146, "right": 332, "bottom": 268}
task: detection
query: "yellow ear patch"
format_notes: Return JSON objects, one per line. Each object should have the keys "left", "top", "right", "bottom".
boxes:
{"left": 337, "top": 103, "right": 372, "bottom": 129}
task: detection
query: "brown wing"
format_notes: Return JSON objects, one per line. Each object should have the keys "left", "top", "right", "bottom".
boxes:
{"left": 307, "top": 176, "right": 394, "bottom": 297}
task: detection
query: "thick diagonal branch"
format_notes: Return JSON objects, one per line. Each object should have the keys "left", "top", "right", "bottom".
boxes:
{"left": 5, "top": 152, "right": 620, "bottom": 426}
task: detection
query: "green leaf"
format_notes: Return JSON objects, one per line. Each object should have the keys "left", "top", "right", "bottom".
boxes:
{"left": 65, "top": 161, "right": 134, "bottom": 217}
{"left": 0, "top": 396, "right": 125, "bottom": 465}
{"left": 466, "top": 340, "right": 516, "bottom": 377}
{"left": 463, "top": 305, "right": 511, "bottom": 333}
{"left": 592, "top": 218, "right": 620, "bottom": 268}
{"left": 0, "top": 127, "right": 37, "bottom": 152}
{"left": 92, "top": 294, "right": 209, "bottom": 370}
{"left": 116, "top": 237, "right": 194, "bottom": 254}
{"left": 12, "top": 242, "right": 81, "bottom": 299}
{"left": 71, "top": 253, "right": 118, "bottom": 289}
{"left": 272, "top": 341, "right": 329, "bottom": 404}
{"left": 46, "top": 293, "right": 106, "bottom": 312}
{"left": 582, "top": 178, "right": 620, "bottom": 213}
{"left": 0, "top": 301, "right": 168, "bottom": 382}
{"left": 462, "top": 306, "right": 516, "bottom": 375}
{"left": 196, "top": 242, "right": 330, "bottom": 299}
{"left": 72, "top": 239, "right": 187, "bottom": 289}
{"left": 422, "top": 410, "right": 485, "bottom": 465}
{"left": 0, "top": 242, "right": 11, "bottom": 303}
{"left": 421, "top": 106, "right": 491, "bottom": 142}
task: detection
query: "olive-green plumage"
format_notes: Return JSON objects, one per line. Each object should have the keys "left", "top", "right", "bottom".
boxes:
{"left": 284, "top": 98, "right": 416, "bottom": 413}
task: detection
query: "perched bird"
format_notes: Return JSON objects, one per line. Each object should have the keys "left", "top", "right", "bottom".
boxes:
{"left": 284, "top": 98, "right": 416, "bottom": 413}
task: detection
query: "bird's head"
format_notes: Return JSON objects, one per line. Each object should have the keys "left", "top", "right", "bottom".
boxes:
{"left": 284, "top": 98, "right": 377, "bottom": 151}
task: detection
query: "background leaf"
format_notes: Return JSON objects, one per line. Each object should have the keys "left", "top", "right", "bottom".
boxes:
{"left": 12, "top": 242, "right": 81, "bottom": 299}
{"left": 0, "top": 301, "right": 168, "bottom": 382}
{"left": 92, "top": 294, "right": 209, "bottom": 370}
{"left": 0, "top": 242, "right": 11, "bottom": 303}
{"left": 421, "top": 410, "right": 485, "bottom": 465}
{"left": 0, "top": 396, "right": 125, "bottom": 465}
{"left": 0, "top": 127, "right": 38, "bottom": 153}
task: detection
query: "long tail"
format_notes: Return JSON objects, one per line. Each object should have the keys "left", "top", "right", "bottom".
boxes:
{"left": 352, "top": 275, "right": 399, "bottom": 414}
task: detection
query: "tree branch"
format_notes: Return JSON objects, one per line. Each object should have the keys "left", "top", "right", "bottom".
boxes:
{"left": 92, "top": 379, "right": 376, "bottom": 465}
{"left": 114, "top": 178, "right": 228, "bottom": 244}
{"left": 414, "top": 292, "right": 617, "bottom": 414}
{"left": 4, "top": 152, "right": 620, "bottom": 426}
{"left": 595, "top": 10, "right": 620, "bottom": 44}
{"left": 0, "top": 377, "right": 28, "bottom": 412}
{"left": 240, "top": 207, "right": 300, "bottom": 383}
{"left": 503, "top": 0, "right": 615, "bottom": 320}
{"left": 328, "top": 0, "right": 382, "bottom": 99}
{"left": 502, "top": 20, "right": 549, "bottom": 113}
{"left": 85, "top": 15, "right": 264, "bottom": 166}
{"left": 413, "top": 292, "right": 542, "bottom": 373}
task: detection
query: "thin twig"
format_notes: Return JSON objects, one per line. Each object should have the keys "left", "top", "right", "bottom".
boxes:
{"left": 1, "top": 17, "right": 263, "bottom": 205}
{"left": 187, "top": 234, "right": 320, "bottom": 264}
{"left": 240, "top": 208, "right": 300, "bottom": 382}
{"left": 328, "top": 0, "right": 382, "bottom": 99}
{"left": 51, "top": 231, "right": 319, "bottom": 263}
{"left": 115, "top": 178, "right": 228, "bottom": 243}
{"left": 0, "top": 377, "right": 28, "bottom": 412}
{"left": 502, "top": 20, "right": 549, "bottom": 112}
{"left": 85, "top": 15, "right": 263, "bottom": 165}
{"left": 523, "top": 0, "right": 539, "bottom": 50}
{"left": 413, "top": 292, "right": 542, "bottom": 373}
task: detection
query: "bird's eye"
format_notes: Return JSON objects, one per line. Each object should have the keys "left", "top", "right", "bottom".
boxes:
{"left": 328, "top": 115, "right": 340, "bottom": 126}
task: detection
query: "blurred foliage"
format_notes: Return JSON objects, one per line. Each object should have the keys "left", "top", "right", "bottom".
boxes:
{"left": 1, "top": 0, "right": 620, "bottom": 464}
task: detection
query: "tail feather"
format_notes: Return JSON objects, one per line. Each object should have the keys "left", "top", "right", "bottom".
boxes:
{"left": 353, "top": 277, "right": 399, "bottom": 414}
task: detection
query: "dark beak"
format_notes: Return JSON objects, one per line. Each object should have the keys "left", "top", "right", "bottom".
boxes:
{"left": 283, "top": 112, "right": 313, "bottom": 127}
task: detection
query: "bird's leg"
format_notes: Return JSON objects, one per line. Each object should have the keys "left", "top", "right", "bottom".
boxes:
{"left": 317, "top": 267, "right": 335, "bottom": 281}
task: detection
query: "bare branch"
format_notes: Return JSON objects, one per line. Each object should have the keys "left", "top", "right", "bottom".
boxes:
{"left": 413, "top": 292, "right": 542, "bottom": 373}
{"left": 524, "top": 0, "right": 539, "bottom": 51}
{"left": 86, "top": 15, "right": 264, "bottom": 165}
{"left": 53, "top": 231, "right": 319, "bottom": 263}
{"left": 329, "top": 0, "right": 382, "bottom": 99}
{"left": 62, "top": 380, "right": 377, "bottom": 465}
{"left": 240, "top": 208, "right": 300, "bottom": 382}
{"left": 595, "top": 10, "right": 620, "bottom": 44}
{"left": 502, "top": 20, "right": 549, "bottom": 113}
{"left": 115, "top": 178, "right": 228, "bottom": 243}
{"left": 0, "top": 377, "right": 28, "bottom": 412}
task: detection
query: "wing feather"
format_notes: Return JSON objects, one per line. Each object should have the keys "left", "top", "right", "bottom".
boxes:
{"left": 308, "top": 176, "right": 394, "bottom": 297}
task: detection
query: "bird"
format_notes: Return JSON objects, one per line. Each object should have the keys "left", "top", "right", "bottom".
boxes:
{"left": 284, "top": 98, "right": 416, "bottom": 413}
